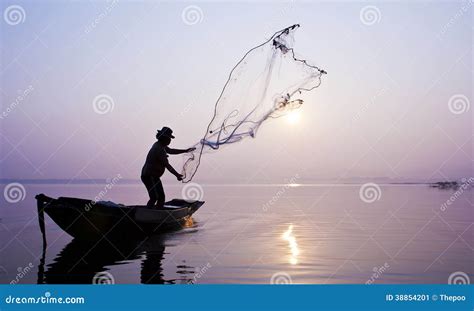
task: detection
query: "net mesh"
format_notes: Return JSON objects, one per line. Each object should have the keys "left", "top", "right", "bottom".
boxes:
{"left": 182, "top": 24, "right": 326, "bottom": 182}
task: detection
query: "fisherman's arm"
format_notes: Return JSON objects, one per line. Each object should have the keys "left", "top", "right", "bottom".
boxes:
{"left": 165, "top": 163, "right": 183, "bottom": 181}
{"left": 166, "top": 147, "right": 196, "bottom": 155}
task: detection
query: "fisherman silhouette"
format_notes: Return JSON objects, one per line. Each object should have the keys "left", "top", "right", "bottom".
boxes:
{"left": 141, "top": 127, "right": 195, "bottom": 208}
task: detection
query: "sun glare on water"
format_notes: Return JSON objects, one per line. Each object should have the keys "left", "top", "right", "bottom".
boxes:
{"left": 282, "top": 224, "right": 299, "bottom": 265}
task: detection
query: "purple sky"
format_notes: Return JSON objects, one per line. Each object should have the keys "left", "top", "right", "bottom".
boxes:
{"left": 0, "top": 1, "right": 472, "bottom": 182}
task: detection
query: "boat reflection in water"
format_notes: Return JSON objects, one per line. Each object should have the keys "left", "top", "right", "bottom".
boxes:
{"left": 38, "top": 219, "right": 198, "bottom": 284}
{"left": 282, "top": 224, "right": 299, "bottom": 265}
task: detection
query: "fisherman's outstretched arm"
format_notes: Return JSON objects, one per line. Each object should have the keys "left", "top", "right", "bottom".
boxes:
{"left": 166, "top": 147, "right": 196, "bottom": 155}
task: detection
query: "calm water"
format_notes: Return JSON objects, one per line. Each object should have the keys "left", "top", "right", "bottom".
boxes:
{"left": 0, "top": 183, "right": 472, "bottom": 284}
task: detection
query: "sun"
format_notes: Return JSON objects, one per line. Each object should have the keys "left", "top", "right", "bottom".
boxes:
{"left": 286, "top": 110, "right": 301, "bottom": 125}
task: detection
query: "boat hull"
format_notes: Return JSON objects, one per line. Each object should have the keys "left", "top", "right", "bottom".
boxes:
{"left": 35, "top": 194, "right": 203, "bottom": 240}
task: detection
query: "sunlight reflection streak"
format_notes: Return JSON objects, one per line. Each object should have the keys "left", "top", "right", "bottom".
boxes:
{"left": 282, "top": 224, "right": 299, "bottom": 265}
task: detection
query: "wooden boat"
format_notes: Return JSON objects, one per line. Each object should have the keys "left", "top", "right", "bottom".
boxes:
{"left": 35, "top": 193, "right": 204, "bottom": 241}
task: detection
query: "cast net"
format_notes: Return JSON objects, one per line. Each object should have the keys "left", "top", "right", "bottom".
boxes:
{"left": 182, "top": 24, "right": 326, "bottom": 182}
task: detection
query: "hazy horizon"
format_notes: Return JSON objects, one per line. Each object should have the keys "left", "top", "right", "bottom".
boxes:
{"left": 1, "top": 1, "right": 472, "bottom": 183}
{"left": 0, "top": 176, "right": 467, "bottom": 184}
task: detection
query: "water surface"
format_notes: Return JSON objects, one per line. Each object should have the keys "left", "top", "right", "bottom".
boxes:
{"left": 1, "top": 183, "right": 472, "bottom": 284}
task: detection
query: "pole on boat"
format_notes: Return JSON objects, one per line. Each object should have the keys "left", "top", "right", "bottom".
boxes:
{"left": 36, "top": 194, "right": 47, "bottom": 247}
{"left": 35, "top": 194, "right": 47, "bottom": 284}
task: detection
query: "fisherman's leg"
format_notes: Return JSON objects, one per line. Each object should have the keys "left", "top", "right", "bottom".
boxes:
{"left": 152, "top": 177, "right": 165, "bottom": 208}
{"left": 142, "top": 176, "right": 157, "bottom": 207}
{"left": 146, "top": 195, "right": 157, "bottom": 208}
